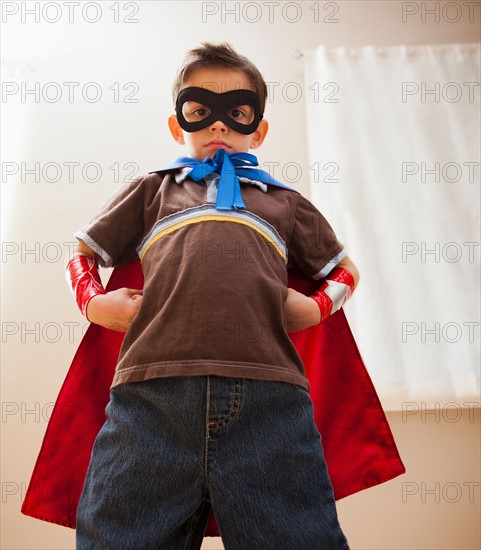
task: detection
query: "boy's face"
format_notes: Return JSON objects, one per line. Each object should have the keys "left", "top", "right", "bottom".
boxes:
{"left": 168, "top": 67, "right": 268, "bottom": 161}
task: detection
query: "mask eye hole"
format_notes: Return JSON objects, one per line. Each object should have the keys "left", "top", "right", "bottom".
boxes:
{"left": 182, "top": 101, "right": 211, "bottom": 121}
{"left": 228, "top": 105, "right": 254, "bottom": 124}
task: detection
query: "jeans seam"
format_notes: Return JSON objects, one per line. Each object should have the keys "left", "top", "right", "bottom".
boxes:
{"left": 207, "top": 378, "right": 243, "bottom": 430}
{"left": 204, "top": 376, "right": 210, "bottom": 485}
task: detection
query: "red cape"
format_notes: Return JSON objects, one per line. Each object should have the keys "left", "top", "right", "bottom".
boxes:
{"left": 21, "top": 260, "right": 405, "bottom": 536}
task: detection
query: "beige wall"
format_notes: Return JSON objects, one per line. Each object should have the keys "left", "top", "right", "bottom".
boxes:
{"left": 2, "top": 1, "right": 479, "bottom": 548}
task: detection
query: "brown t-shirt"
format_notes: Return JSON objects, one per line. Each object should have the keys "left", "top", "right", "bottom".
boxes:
{"left": 74, "top": 169, "right": 346, "bottom": 391}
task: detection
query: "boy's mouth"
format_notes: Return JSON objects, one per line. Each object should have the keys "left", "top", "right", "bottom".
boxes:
{"left": 206, "top": 140, "right": 230, "bottom": 148}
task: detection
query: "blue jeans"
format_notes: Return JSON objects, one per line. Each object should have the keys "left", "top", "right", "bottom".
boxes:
{"left": 76, "top": 375, "right": 350, "bottom": 549}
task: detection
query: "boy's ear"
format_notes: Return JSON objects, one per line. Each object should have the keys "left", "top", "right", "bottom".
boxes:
{"left": 168, "top": 114, "right": 185, "bottom": 145}
{"left": 249, "top": 118, "right": 268, "bottom": 150}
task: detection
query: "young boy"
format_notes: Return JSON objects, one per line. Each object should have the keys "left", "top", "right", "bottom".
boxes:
{"left": 68, "top": 42, "right": 358, "bottom": 549}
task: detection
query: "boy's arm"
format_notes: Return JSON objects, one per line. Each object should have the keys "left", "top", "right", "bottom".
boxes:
{"left": 284, "top": 255, "right": 359, "bottom": 332}
{"left": 284, "top": 192, "right": 361, "bottom": 332}
{"left": 66, "top": 241, "right": 143, "bottom": 332}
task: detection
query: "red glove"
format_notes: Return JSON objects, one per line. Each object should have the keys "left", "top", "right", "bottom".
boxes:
{"left": 310, "top": 266, "right": 355, "bottom": 323}
{"left": 65, "top": 254, "right": 106, "bottom": 322}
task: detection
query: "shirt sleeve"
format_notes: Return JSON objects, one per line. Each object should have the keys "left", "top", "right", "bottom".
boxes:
{"left": 73, "top": 175, "right": 146, "bottom": 268}
{"left": 287, "top": 193, "right": 347, "bottom": 280}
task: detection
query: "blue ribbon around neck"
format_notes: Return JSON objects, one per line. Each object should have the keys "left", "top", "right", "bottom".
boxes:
{"left": 150, "top": 149, "right": 299, "bottom": 211}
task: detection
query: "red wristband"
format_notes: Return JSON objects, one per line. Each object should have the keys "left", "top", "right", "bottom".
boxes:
{"left": 65, "top": 254, "right": 106, "bottom": 322}
{"left": 310, "top": 266, "right": 355, "bottom": 322}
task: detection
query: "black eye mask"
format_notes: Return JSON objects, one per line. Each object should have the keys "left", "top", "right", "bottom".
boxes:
{"left": 175, "top": 87, "right": 263, "bottom": 135}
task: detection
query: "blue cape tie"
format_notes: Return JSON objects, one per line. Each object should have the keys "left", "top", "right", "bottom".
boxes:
{"left": 150, "top": 150, "right": 299, "bottom": 211}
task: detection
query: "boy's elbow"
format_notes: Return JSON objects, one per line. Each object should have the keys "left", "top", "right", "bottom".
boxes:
{"left": 74, "top": 240, "right": 96, "bottom": 258}
{"left": 64, "top": 241, "right": 97, "bottom": 270}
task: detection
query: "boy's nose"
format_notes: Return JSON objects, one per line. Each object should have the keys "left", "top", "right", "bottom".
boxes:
{"left": 209, "top": 119, "right": 228, "bottom": 131}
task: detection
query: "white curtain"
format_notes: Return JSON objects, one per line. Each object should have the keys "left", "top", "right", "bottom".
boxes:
{"left": 304, "top": 43, "right": 480, "bottom": 410}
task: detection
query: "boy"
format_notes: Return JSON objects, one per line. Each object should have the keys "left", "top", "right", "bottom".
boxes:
{"left": 69, "top": 42, "right": 357, "bottom": 549}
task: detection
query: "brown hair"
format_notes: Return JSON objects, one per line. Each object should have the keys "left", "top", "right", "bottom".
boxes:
{"left": 171, "top": 41, "right": 268, "bottom": 115}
